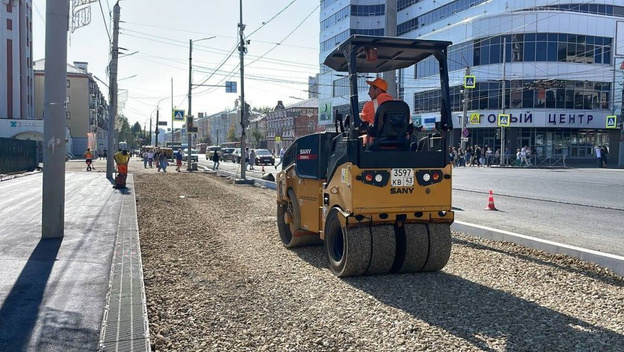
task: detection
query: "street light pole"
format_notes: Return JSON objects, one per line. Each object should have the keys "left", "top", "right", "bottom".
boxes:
{"left": 187, "top": 36, "right": 215, "bottom": 171}
{"left": 155, "top": 97, "right": 167, "bottom": 148}
{"left": 238, "top": 0, "right": 248, "bottom": 181}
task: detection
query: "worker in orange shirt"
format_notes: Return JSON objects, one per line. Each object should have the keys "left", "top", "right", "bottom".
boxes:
{"left": 114, "top": 149, "right": 130, "bottom": 175}
{"left": 359, "top": 78, "right": 394, "bottom": 126}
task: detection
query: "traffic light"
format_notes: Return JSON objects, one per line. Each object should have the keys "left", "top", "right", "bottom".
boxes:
{"left": 187, "top": 115, "right": 194, "bottom": 129}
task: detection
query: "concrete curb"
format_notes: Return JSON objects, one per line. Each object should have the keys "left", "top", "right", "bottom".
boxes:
{"left": 452, "top": 220, "right": 624, "bottom": 277}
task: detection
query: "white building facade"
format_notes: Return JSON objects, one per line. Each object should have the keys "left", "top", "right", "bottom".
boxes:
{"left": 0, "top": 0, "right": 33, "bottom": 120}
{"left": 319, "top": 0, "right": 624, "bottom": 163}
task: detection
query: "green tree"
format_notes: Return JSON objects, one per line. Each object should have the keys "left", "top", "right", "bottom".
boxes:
{"left": 252, "top": 106, "right": 272, "bottom": 114}
{"left": 131, "top": 122, "right": 144, "bottom": 147}
{"left": 199, "top": 134, "right": 212, "bottom": 144}
{"left": 227, "top": 125, "right": 236, "bottom": 142}
{"left": 117, "top": 115, "right": 135, "bottom": 148}
{"left": 250, "top": 128, "right": 264, "bottom": 148}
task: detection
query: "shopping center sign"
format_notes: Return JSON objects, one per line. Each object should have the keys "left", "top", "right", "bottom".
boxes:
{"left": 454, "top": 111, "right": 615, "bottom": 129}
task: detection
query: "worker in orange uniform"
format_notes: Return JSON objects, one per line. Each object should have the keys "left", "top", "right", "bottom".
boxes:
{"left": 114, "top": 149, "right": 130, "bottom": 176}
{"left": 359, "top": 78, "right": 394, "bottom": 126}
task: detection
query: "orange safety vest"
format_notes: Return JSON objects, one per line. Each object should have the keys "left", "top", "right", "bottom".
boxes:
{"left": 359, "top": 92, "right": 394, "bottom": 125}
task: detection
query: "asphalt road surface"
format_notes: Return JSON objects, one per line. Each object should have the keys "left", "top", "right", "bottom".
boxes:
{"left": 451, "top": 166, "right": 624, "bottom": 256}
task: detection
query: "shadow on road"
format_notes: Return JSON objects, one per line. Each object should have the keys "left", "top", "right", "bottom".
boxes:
{"left": 288, "top": 237, "right": 624, "bottom": 350}
{"left": 0, "top": 238, "right": 62, "bottom": 350}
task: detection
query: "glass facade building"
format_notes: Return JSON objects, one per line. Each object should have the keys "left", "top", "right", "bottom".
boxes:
{"left": 319, "top": 0, "right": 623, "bottom": 163}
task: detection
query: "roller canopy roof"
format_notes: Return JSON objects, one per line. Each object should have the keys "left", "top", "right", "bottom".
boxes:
{"left": 323, "top": 35, "right": 452, "bottom": 73}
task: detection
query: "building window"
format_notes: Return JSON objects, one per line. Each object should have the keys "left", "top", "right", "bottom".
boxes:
{"left": 66, "top": 79, "right": 70, "bottom": 88}
{"left": 66, "top": 111, "right": 71, "bottom": 119}
{"left": 7, "top": 19, "right": 12, "bottom": 30}
{"left": 414, "top": 80, "right": 611, "bottom": 113}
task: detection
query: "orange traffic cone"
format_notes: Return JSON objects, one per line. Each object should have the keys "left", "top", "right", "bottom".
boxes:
{"left": 485, "top": 190, "right": 498, "bottom": 211}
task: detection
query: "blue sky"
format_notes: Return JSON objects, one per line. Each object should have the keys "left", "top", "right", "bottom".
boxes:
{"left": 32, "top": 0, "right": 320, "bottom": 128}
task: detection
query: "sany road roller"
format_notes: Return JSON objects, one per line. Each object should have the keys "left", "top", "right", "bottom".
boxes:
{"left": 276, "top": 35, "right": 454, "bottom": 277}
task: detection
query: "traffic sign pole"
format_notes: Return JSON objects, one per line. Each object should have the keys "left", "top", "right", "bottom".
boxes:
{"left": 500, "top": 37, "right": 507, "bottom": 167}
{"left": 461, "top": 67, "right": 470, "bottom": 151}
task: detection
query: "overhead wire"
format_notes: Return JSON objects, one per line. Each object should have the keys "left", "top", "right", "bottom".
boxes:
{"left": 247, "top": 0, "right": 299, "bottom": 37}
{"left": 191, "top": 2, "right": 320, "bottom": 100}
{"left": 98, "top": 0, "right": 111, "bottom": 42}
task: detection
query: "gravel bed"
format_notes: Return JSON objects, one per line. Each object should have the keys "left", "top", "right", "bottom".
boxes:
{"left": 133, "top": 165, "right": 624, "bottom": 351}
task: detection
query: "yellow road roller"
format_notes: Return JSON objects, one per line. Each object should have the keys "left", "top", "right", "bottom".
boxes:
{"left": 276, "top": 35, "right": 454, "bottom": 277}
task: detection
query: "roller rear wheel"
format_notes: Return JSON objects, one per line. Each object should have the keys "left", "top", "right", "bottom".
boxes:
{"left": 421, "top": 224, "right": 452, "bottom": 272}
{"left": 277, "top": 189, "right": 320, "bottom": 248}
{"left": 324, "top": 209, "right": 371, "bottom": 277}
{"left": 392, "top": 223, "right": 429, "bottom": 273}
{"left": 366, "top": 225, "right": 396, "bottom": 275}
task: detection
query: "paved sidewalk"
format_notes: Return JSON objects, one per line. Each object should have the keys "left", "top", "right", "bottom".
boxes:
{"left": 0, "top": 165, "right": 149, "bottom": 351}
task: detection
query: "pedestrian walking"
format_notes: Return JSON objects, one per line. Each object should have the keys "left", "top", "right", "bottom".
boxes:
{"left": 175, "top": 148, "right": 183, "bottom": 172}
{"left": 249, "top": 149, "right": 256, "bottom": 170}
{"left": 147, "top": 150, "right": 154, "bottom": 168}
{"left": 595, "top": 146, "right": 602, "bottom": 168}
{"left": 601, "top": 145, "right": 609, "bottom": 168}
{"left": 83, "top": 148, "right": 94, "bottom": 171}
{"left": 158, "top": 151, "right": 168, "bottom": 172}
{"left": 142, "top": 150, "right": 148, "bottom": 168}
{"left": 155, "top": 150, "right": 161, "bottom": 171}
{"left": 244, "top": 148, "right": 250, "bottom": 168}
{"left": 275, "top": 147, "right": 286, "bottom": 169}
{"left": 485, "top": 147, "right": 492, "bottom": 167}
{"left": 212, "top": 150, "right": 220, "bottom": 170}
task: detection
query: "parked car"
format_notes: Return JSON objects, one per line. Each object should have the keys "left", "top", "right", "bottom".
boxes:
{"left": 220, "top": 148, "right": 236, "bottom": 162}
{"left": 183, "top": 148, "right": 199, "bottom": 162}
{"left": 205, "top": 146, "right": 221, "bottom": 160}
{"left": 254, "top": 149, "right": 275, "bottom": 166}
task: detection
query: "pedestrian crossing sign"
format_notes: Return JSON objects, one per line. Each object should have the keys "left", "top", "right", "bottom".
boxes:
{"left": 173, "top": 109, "right": 185, "bottom": 121}
{"left": 469, "top": 113, "right": 480, "bottom": 124}
{"left": 464, "top": 75, "right": 476, "bottom": 89}
{"left": 498, "top": 114, "right": 510, "bottom": 127}
{"left": 606, "top": 115, "right": 617, "bottom": 128}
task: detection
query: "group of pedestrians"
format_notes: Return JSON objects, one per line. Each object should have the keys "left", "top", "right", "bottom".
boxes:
{"left": 515, "top": 146, "right": 533, "bottom": 166}
{"left": 140, "top": 148, "right": 174, "bottom": 172}
{"left": 449, "top": 145, "right": 501, "bottom": 167}
{"left": 595, "top": 145, "right": 609, "bottom": 168}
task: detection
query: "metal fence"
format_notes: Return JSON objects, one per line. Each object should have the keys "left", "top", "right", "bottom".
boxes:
{"left": 0, "top": 138, "right": 37, "bottom": 174}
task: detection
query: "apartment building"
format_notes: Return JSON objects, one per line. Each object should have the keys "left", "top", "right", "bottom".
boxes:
{"left": 33, "top": 60, "right": 109, "bottom": 156}
{"left": 0, "top": 0, "right": 33, "bottom": 120}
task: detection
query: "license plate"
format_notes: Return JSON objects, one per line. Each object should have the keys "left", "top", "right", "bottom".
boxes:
{"left": 391, "top": 168, "right": 414, "bottom": 187}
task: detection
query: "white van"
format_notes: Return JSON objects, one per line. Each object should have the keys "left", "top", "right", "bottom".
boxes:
{"left": 205, "top": 146, "right": 221, "bottom": 160}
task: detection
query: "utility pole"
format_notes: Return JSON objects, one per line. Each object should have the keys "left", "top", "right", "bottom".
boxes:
{"left": 155, "top": 109, "right": 160, "bottom": 147}
{"left": 106, "top": 2, "right": 120, "bottom": 179}
{"left": 42, "top": 0, "right": 69, "bottom": 238}
{"left": 500, "top": 37, "right": 507, "bottom": 166}
{"left": 187, "top": 39, "right": 193, "bottom": 171}
{"left": 171, "top": 78, "right": 174, "bottom": 159}
{"left": 383, "top": 0, "right": 397, "bottom": 96}
{"left": 461, "top": 66, "right": 470, "bottom": 151}
{"left": 237, "top": 0, "right": 248, "bottom": 181}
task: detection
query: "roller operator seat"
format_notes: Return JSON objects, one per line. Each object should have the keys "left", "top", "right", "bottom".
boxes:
{"left": 367, "top": 100, "right": 411, "bottom": 151}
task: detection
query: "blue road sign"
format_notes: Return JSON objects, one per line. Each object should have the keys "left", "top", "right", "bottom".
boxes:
{"left": 173, "top": 109, "right": 185, "bottom": 121}
{"left": 225, "top": 81, "right": 237, "bottom": 93}
{"left": 464, "top": 75, "right": 476, "bottom": 89}
{"left": 606, "top": 115, "right": 617, "bottom": 128}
